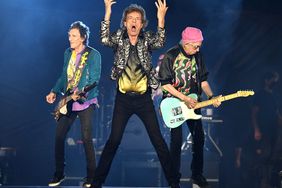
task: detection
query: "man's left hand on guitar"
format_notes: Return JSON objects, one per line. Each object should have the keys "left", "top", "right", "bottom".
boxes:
{"left": 211, "top": 95, "right": 222, "bottom": 108}
{"left": 71, "top": 92, "right": 81, "bottom": 101}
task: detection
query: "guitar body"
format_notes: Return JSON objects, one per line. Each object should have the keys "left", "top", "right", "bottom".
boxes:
{"left": 53, "top": 97, "right": 73, "bottom": 121}
{"left": 160, "top": 90, "right": 254, "bottom": 128}
{"left": 52, "top": 82, "right": 97, "bottom": 121}
{"left": 160, "top": 94, "right": 202, "bottom": 128}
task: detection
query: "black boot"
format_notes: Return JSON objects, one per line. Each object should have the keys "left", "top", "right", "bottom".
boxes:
{"left": 191, "top": 174, "right": 209, "bottom": 188}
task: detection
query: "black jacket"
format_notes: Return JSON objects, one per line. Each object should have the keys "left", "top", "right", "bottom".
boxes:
{"left": 158, "top": 44, "right": 209, "bottom": 97}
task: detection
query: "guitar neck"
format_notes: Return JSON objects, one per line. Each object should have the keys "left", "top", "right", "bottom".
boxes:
{"left": 59, "top": 82, "right": 97, "bottom": 107}
{"left": 194, "top": 92, "right": 240, "bottom": 109}
{"left": 65, "top": 89, "right": 84, "bottom": 103}
{"left": 65, "top": 95, "right": 73, "bottom": 104}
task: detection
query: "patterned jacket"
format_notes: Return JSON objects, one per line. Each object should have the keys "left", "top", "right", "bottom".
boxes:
{"left": 100, "top": 21, "right": 165, "bottom": 90}
{"left": 158, "top": 44, "right": 209, "bottom": 97}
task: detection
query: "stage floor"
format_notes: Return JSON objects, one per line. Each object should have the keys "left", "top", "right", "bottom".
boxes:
{"left": 0, "top": 178, "right": 219, "bottom": 188}
{"left": 1, "top": 187, "right": 166, "bottom": 188}
{"left": 0, "top": 182, "right": 207, "bottom": 188}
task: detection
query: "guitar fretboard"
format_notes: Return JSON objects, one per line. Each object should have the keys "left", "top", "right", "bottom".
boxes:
{"left": 194, "top": 93, "right": 240, "bottom": 109}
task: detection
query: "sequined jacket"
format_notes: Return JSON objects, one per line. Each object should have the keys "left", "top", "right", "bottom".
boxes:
{"left": 100, "top": 20, "right": 166, "bottom": 90}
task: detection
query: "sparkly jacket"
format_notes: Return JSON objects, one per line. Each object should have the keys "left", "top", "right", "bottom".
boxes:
{"left": 100, "top": 20, "right": 166, "bottom": 90}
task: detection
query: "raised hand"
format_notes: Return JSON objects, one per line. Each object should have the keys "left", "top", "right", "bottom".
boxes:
{"left": 104, "top": 0, "right": 116, "bottom": 21}
{"left": 155, "top": 0, "right": 168, "bottom": 28}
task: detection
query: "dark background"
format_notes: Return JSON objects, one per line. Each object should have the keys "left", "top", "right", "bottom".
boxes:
{"left": 0, "top": 0, "right": 282, "bottom": 186}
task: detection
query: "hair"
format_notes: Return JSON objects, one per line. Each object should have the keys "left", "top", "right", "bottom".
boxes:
{"left": 69, "top": 21, "right": 90, "bottom": 45}
{"left": 120, "top": 4, "right": 148, "bottom": 30}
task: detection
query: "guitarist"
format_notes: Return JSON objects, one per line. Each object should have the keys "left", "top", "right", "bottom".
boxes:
{"left": 45, "top": 21, "right": 101, "bottom": 188}
{"left": 158, "top": 27, "right": 220, "bottom": 188}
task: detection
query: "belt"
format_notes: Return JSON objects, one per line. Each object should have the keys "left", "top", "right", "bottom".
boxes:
{"left": 125, "top": 91, "right": 143, "bottom": 96}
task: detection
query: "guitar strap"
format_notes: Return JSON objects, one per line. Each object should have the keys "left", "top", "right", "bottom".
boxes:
{"left": 67, "top": 47, "right": 92, "bottom": 92}
{"left": 195, "top": 53, "right": 202, "bottom": 101}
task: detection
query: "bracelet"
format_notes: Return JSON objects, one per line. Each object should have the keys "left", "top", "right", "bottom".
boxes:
{"left": 208, "top": 95, "right": 214, "bottom": 100}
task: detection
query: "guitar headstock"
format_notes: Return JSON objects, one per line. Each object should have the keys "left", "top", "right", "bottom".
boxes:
{"left": 237, "top": 90, "right": 255, "bottom": 97}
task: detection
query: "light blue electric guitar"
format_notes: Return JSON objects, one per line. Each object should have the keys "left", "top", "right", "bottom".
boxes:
{"left": 160, "top": 90, "right": 254, "bottom": 128}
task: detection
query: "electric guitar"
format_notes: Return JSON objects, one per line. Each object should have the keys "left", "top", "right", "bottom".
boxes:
{"left": 160, "top": 90, "right": 255, "bottom": 128}
{"left": 53, "top": 82, "right": 97, "bottom": 121}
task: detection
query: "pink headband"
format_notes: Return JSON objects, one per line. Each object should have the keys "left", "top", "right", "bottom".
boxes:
{"left": 182, "top": 27, "right": 203, "bottom": 43}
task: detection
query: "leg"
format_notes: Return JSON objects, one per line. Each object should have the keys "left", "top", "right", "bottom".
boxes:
{"left": 94, "top": 94, "right": 132, "bottom": 184}
{"left": 78, "top": 105, "right": 96, "bottom": 179}
{"left": 170, "top": 126, "right": 183, "bottom": 181}
{"left": 49, "top": 113, "right": 77, "bottom": 187}
{"left": 136, "top": 95, "right": 179, "bottom": 185}
{"left": 54, "top": 113, "right": 77, "bottom": 176}
{"left": 188, "top": 119, "right": 205, "bottom": 176}
{"left": 187, "top": 119, "right": 208, "bottom": 187}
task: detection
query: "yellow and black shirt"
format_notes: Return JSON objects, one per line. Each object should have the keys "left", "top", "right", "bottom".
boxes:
{"left": 118, "top": 45, "right": 148, "bottom": 94}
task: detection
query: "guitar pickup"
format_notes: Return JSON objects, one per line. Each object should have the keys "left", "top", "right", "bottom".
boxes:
{"left": 176, "top": 117, "right": 184, "bottom": 122}
{"left": 171, "top": 106, "right": 183, "bottom": 116}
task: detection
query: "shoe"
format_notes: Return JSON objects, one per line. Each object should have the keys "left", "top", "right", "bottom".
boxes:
{"left": 191, "top": 174, "right": 209, "bottom": 187}
{"left": 170, "top": 183, "right": 181, "bottom": 188}
{"left": 82, "top": 177, "right": 93, "bottom": 188}
{"left": 90, "top": 181, "right": 102, "bottom": 188}
{"left": 48, "top": 175, "right": 65, "bottom": 187}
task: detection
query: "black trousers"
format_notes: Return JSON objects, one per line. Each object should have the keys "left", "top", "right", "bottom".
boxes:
{"left": 54, "top": 105, "right": 96, "bottom": 178}
{"left": 94, "top": 91, "right": 178, "bottom": 185}
{"left": 170, "top": 117, "right": 205, "bottom": 177}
